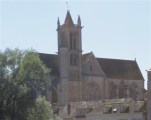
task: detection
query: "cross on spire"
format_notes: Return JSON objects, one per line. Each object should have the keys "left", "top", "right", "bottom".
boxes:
{"left": 65, "top": 2, "right": 70, "bottom": 11}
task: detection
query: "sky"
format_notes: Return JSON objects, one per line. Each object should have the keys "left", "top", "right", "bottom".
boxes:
{"left": 0, "top": 0, "right": 151, "bottom": 88}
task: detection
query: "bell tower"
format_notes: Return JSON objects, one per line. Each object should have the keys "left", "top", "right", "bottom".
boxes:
{"left": 147, "top": 69, "right": 151, "bottom": 120}
{"left": 57, "top": 11, "right": 82, "bottom": 106}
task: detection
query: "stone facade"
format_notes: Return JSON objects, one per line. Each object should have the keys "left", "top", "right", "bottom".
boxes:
{"left": 57, "top": 11, "right": 82, "bottom": 106}
{"left": 39, "top": 11, "right": 145, "bottom": 107}
{"left": 107, "top": 78, "right": 144, "bottom": 100}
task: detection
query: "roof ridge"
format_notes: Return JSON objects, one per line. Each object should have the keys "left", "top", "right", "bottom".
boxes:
{"left": 97, "top": 57, "right": 136, "bottom": 62}
{"left": 82, "top": 52, "right": 91, "bottom": 56}
{"left": 39, "top": 53, "right": 57, "bottom": 56}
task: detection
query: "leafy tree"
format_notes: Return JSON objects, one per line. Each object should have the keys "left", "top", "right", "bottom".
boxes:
{"left": 0, "top": 48, "right": 50, "bottom": 120}
{"left": 27, "top": 96, "right": 61, "bottom": 120}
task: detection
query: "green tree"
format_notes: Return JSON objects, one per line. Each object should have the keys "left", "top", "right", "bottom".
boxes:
{"left": 27, "top": 96, "right": 53, "bottom": 120}
{"left": 0, "top": 48, "right": 50, "bottom": 120}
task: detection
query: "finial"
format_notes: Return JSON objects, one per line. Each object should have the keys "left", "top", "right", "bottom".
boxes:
{"left": 57, "top": 17, "right": 60, "bottom": 30}
{"left": 78, "top": 15, "right": 81, "bottom": 26}
{"left": 65, "top": 1, "right": 70, "bottom": 11}
{"left": 57, "top": 17, "right": 60, "bottom": 25}
{"left": 64, "top": 9, "right": 74, "bottom": 26}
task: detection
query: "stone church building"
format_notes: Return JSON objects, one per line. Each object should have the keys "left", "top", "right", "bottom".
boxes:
{"left": 147, "top": 69, "right": 151, "bottom": 120}
{"left": 39, "top": 11, "right": 144, "bottom": 107}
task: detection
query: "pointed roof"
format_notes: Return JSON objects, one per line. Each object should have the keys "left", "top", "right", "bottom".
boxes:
{"left": 82, "top": 52, "right": 106, "bottom": 76}
{"left": 77, "top": 15, "right": 81, "bottom": 25}
{"left": 64, "top": 11, "right": 74, "bottom": 26}
{"left": 82, "top": 52, "right": 92, "bottom": 64}
{"left": 57, "top": 17, "right": 60, "bottom": 25}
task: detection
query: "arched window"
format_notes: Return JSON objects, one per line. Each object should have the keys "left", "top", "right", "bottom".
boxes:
{"left": 119, "top": 80, "right": 127, "bottom": 98}
{"left": 130, "top": 82, "right": 138, "bottom": 100}
{"left": 84, "top": 82, "right": 102, "bottom": 101}
{"left": 70, "top": 32, "right": 76, "bottom": 50}
{"left": 60, "top": 31, "right": 67, "bottom": 47}
{"left": 52, "top": 87, "right": 58, "bottom": 104}
{"left": 90, "top": 65, "right": 93, "bottom": 72}
{"left": 109, "top": 81, "right": 116, "bottom": 99}
{"left": 70, "top": 54, "right": 77, "bottom": 66}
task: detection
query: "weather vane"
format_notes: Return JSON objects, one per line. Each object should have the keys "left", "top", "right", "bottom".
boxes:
{"left": 65, "top": 1, "right": 70, "bottom": 11}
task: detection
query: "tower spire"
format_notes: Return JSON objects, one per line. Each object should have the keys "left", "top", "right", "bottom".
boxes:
{"left": 77, "top": 15, "right": 81, "bottom": 26}
{"left": 57, "top": 17, "right": 60, "bottom": 30}
{"left": 57, "top": 17, "right": 60, "bottom": 25}
{"left": 57, "top": 11, "right": 82, "bottom": 105}
{"left": 64, "top": 11, "right": 74, "bottom": 26}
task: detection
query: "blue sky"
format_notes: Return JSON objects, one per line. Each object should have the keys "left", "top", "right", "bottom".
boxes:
{"left": 0, "top": 0, "right": 151, "bottom": 88}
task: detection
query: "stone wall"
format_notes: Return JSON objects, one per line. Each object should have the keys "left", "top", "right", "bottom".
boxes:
{"left": 82, "top": 76, "right": 106, "bottom": 100}
{"left": 86, "top": 112, "right": 144, "bottom": 120}
{"left": 107, "top": 78, "right": 144, "bottom": 100}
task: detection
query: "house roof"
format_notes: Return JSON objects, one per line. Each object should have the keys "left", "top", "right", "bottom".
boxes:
{"left": 59, "top": 101, "right": 101, "bottom": 118}
{"left": 87, "top": 98, "right": 145, "bottom": 115}
{"left": 87, "top": 98, "right": 138, "bottom": 115}
{"left": 97, "top": 58, "right": 144, "bottom": 80}
{"left": 38, "top": 53, "right": 144, "bottom": 80}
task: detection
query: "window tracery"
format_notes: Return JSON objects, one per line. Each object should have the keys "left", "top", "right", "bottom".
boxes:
{"left": 84, "top": 82, "right": 101, "bottom": 101}
{"left": 109, "top": 81, "right": 116, "bottom": 99}
{"left": 70, "top": 32, "right": 76, "bottom": 50}
{"left": 70, "top": 54, "right": 77, "bottom": 66}
{"left": 119, "top": 80, "right": 127, "bottom": 98}
{"left": 130, "top": 82, "right": 138, "bottom": 100}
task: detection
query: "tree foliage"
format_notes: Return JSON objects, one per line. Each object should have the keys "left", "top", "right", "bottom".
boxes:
{"left": 0, "top": 48, "right": 50, "bottom": 120}
{"left": 27, "top": 96, "right": 62, "bottom": 120}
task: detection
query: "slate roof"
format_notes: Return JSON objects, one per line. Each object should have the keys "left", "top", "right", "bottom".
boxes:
{"left": 39, "top": 53, "right": 59, "bottom": 75}
{"left": 38, "top": 53, "right": 144, "bottom": 80}
{"left": 97, "top": 58, "right": 144, "bottom": 80}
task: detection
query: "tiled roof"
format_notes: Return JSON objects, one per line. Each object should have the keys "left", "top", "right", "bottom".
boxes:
{"left": 97, "top": 58, "right": 144, "bottom": 80}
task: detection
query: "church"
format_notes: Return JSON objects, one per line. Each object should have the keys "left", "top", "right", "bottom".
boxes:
{"left": 39, "top": 11, "right": 144, "bottom": 107}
